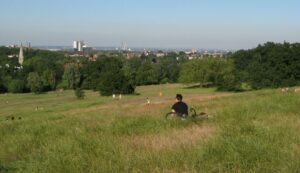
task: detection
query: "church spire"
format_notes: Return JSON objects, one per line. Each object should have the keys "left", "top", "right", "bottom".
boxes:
{"left": 19, "top": 43, "right": 24, "bottom": 65}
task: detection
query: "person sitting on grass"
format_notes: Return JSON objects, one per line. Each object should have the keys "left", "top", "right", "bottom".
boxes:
{"left": 171, "top": 94, "right": 188, "bottom": 118}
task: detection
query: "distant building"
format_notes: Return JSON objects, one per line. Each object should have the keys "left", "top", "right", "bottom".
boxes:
{"left": 121, "top": 42, "right": 128, "bottom": 51}
{"left": 191, "top": 48, "right": 197, "bottom": 54}
{"left": 156, "top": 53, "right": 165, "bottom": 57}
{"left": 6, "top": 45, "right": 18, "bottom": 48}
{"left": 72, "top": 40, "right": 93, "bottom": 55}
{"left": 73, "top": 41, "right": 78, "bottom": 52}
{"left": 73, "top": 40, "right": 85, "bottom": 52}
{"left": 83, "top": 46, "right": 93, "bottom": 55}
{"left": 78, "top": 41, "right": 84, "bottom": 52}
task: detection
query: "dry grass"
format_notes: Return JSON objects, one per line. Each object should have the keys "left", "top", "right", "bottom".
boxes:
{"left": 63, "top": 93, "right": 232, "bottom": 116}
{"left": 122, "top": 125, "right": 217, "bottom": 151}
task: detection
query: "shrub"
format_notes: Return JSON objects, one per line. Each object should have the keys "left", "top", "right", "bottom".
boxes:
{"left": 56, "top": 80, "right": 68, "bottom": 90}
{"left": 75, "top": 88, "right": 85, "bottom": 100}
{"left": 27, "top": 72, "right": 43, "bottom": 93}
{"left": 0, "top": 79, "right": 7, "bottom": 93}
{"left": 8, "top": 79, "right": 26, "bottom": 93}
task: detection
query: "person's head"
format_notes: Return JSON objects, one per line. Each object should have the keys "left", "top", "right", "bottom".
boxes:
{"left": 176, "top": 94, "right": 183, "bottom": 102}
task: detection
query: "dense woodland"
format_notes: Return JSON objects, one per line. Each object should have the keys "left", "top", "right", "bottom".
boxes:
{"left": 0, "top": 42, "right": 299, "bottom": 96}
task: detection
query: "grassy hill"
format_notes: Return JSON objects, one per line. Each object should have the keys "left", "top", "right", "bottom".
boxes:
{"left": 1, "top": 84, "right": 300, "bottom": 173}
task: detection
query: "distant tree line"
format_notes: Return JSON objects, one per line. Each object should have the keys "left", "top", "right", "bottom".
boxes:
{"left": 0, "top": 42, "right": 299, "bottom": 96}
{"left": 0, "top": 48, "right": 65, "bottom": 94}
{"left": 179, "top": 42, "right": 300, "bottom": 91}
{"left": 0, "top": 48, "right": 186, "bottom": 96}
{"left": 230, "top": 42, "right": 300, "bottom": 90}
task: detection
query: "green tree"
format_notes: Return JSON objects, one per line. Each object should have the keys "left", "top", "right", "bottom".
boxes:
{"left": 27, "top": 72, "right": 43, "bottom": 93}
{"left": 62, "top": 64, "right": 82, "bottom": 89}
{"left": 98, "top": 70, "right": 125, "bottom": 96}
{"left": 230, "top": 42, "right": 300, "bottom": 90}
{"left": 42, "top": 70, "right": 57, "bottom": 91}
{"left": 159, "top": 57, "right": 181, "bottom": 83}
{"left": 8, "top": 79, "right": 26, "bottom": 93}
{"left": 97, "top": 57, "right": 135, "bottom": 96}
{"left": 136, "top": 63, "right": 159, "bottom": 85}
{"left": 179, "top": 59, "right": 211, "bottom": 87}
{"left": 0, "top": 77, "right": 7, "bottom": 93}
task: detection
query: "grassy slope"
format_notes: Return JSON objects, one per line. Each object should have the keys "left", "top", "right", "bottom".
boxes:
{"left": 0, "top": 84, "right": 299, "bottom": 173}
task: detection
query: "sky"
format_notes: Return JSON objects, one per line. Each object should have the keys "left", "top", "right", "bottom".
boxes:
{"left": 0, "top": 0, "right": 300, "bottom": 50}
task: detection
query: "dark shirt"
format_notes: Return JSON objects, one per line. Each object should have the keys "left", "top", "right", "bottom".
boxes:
{"left": 172, "top": 101, "right": 188, "bottom": 115}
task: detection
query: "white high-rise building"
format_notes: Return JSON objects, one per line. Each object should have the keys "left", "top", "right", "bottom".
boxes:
{"left": 78, "top": 41, "right": 84, "bottom": 52}
{"left": 73, "top": 40, "right": 85, "bottom": 52}
{"left": 73, "top": 41, "right": 78, "bottom": 51}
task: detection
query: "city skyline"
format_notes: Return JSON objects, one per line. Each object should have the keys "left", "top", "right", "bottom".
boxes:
{"left": 0, "top": 0, "right": 300, "bottom": 49}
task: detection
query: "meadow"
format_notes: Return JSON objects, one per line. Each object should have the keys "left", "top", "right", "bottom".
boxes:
{"left": 0, "top": 84, "right": 300, "bottom": 173}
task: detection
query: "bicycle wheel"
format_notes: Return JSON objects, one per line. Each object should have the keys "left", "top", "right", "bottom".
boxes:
{"left": 165, "top": 112, "right": 177, "bottom": 120}
{"left": 192, "top": 112, "right": 208, "bottom": 120}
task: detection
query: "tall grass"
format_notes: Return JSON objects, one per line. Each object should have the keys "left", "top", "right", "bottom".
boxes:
{"left": 0, "top": 85, "right": 299, "bottom": 172}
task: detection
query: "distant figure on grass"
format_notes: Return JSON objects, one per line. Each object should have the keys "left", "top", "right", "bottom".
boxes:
{"left": 280, "top": 87, "right": 300, "bottom": 93}
{"left": 112, "top": 94, "right": 116, "bottom": 99}
{"left": 119, "top": 94, "right": 122, "bottom": 100}
{"left": 281, "top": 87, "right": 290, "bottom": 93}
{"left": 171, "top": 94, "right": 188, "bottom": 119}
{"left": 159, "top": 92, "right": 163, "bottom": 97}
{"left": 146, "top": 97, "right": 151, "bottom": 105}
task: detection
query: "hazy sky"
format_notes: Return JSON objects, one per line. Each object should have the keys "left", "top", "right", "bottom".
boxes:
{"left": 0, "top": 0, "right": 300, "bottom": 49}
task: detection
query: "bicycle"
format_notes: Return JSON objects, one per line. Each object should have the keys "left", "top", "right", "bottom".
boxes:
{"left": 165, "top": 108, "right": 208, "bottom": 120}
